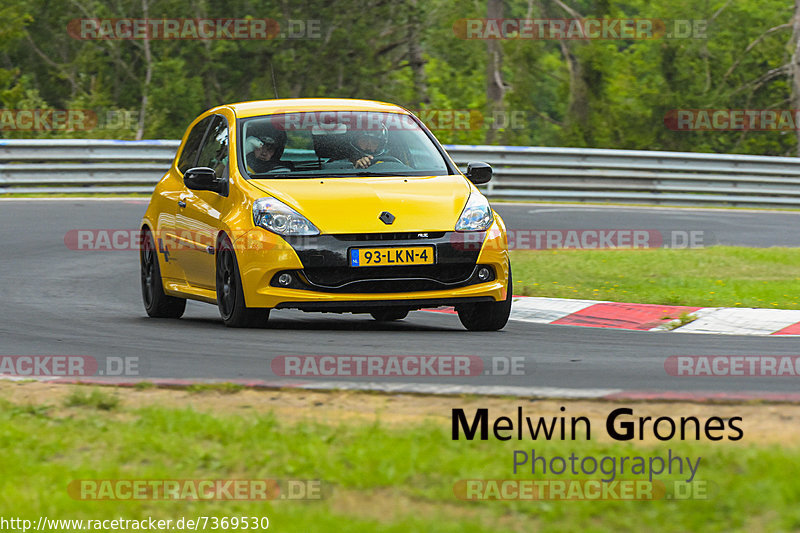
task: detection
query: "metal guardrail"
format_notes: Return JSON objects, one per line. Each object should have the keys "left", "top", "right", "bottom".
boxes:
{"left": 2, "top": 139, "right": 800, "bottom": 207}
{"left": 0, "top": 140, "right": 179, "bottom": 195}
{"left": 448, "top": 145, "right": 800, "bottom": 208}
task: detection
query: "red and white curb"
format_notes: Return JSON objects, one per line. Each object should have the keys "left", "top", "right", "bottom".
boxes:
{"left": 4, "top": 376, "right": 800, "bottom": 403}
{"left": 505, "top": 297, "right": 800, "bottom": 336}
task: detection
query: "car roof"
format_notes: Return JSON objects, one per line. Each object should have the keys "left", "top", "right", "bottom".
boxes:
{"left": 221, "top": 98, "right": 410, "bottom": 118}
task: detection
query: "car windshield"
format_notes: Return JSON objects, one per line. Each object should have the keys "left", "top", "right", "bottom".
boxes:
{"left": 239, "top": 111, "right": 450, "bottom": 178}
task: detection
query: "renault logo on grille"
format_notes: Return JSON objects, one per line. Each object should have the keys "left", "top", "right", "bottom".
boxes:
{"left": 379, "top": 211, "right": 395, "bottom": 225}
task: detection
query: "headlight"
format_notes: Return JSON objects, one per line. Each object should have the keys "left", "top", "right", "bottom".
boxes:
{"left": 253, "top": 197, "right": 320, "bottom": 236}
{"left": 455, "top": 193, "right": 493, "bottom": 231}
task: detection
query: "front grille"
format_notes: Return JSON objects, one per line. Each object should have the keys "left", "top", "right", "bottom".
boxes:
{"left": 332, "top": 232, "right": 446, "bottom": 242}
{"left": 271, "top": 264, "right": 493, "bottom": 293}
{"left": 314, "top": 278, "right": 464, "bottom": 293}
{"left": 277, "top": 231, "right": 487, "bottom": 293}
{"left": 304, "top": 264, "right": 475, "bottom": 287}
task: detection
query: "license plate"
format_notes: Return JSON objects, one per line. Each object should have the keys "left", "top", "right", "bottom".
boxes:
{"left": 349, "top": 246, "right": 434, "bottom": 267}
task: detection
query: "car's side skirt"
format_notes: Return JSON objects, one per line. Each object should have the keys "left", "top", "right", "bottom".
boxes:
{"left": 163, "top": 280, "right": 218, "bottom": 305}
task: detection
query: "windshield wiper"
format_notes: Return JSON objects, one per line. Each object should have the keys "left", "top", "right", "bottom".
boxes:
{"left": 351, "top": 171, "right": 417, "bottom": 177}
{"left": 249, "top": 172, "right": 323, "bottom": 178}
{"left": 250, "top": 171, "right": 427, "bottom": 179}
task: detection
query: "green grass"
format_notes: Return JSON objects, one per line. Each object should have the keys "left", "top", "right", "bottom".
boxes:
{"left": 64, "top": 388, "right": 120, "bottom": 410}
{"left": 186, "top": 382, "right": 246, "bottom": 395}
{"left": 664, "top": 312, "right": 699, "bottom": 330}
{"left": 511, "top": 246, "right": 800, "bottom": 309}
{"left": 1, "top": 391, "right": 800, "bottom": 532}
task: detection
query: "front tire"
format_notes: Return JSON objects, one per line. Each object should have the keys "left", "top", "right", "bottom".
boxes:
{"left": 140, "top": 228, "right": 186, "bottom": 318}
{"left": 457, "top": 267, "right": 513, "bottom": 331}
{"left": 216, "top": 237, "right": 270, "bottom": 328}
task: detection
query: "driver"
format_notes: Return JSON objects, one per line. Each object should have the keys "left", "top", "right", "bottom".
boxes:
{"left": 245, "top": 128, "right": 289, "bottom": 174}
{"left": 349, "top": 124, "right": 389, "bottom": 168}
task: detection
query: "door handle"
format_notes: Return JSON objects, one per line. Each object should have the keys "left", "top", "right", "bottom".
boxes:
{"left": 178, "top": 200, "right": 187, "bottom": 208}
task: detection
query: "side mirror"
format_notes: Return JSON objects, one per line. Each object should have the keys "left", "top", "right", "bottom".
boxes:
{"left": 184, "top": 167, "right": 224, "bottom": 194}
{"left": 466, "top": 161, "right": 492, "bottom": 185}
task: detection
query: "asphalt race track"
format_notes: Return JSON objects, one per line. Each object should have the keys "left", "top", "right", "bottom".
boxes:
{"left": 499, "top": 204, "right": 800, "bottom": 248}
{"left": 1, "top": 199, "right": 799, "bottom": 396}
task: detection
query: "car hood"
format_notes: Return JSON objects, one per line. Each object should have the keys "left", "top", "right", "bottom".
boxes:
{"left": 248, "top": 174, "right": 472, "bottom": 233}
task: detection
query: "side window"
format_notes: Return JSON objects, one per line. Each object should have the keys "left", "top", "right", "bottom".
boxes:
{"left": 177, "top": 116, "right": 212, "bottom": 173}
{"left": 196, "top": 116, "right": 229, "bottom": 179}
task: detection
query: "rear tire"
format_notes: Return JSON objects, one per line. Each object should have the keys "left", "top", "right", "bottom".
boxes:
{"left": 457, "top": 267, "right": 512, "bottom": 331}
{"left": 140, "top": 228, "right": 186, "bottom": 318}
{"left": 216, "top": 237, "right": 270, "bottom": 328}
{"left": 370, "top": 309, "right": 409, "bottom": 322}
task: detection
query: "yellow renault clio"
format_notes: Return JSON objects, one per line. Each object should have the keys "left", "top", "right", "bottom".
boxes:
{"left": 140, "top": 99, "right": 511, "bottom": 330}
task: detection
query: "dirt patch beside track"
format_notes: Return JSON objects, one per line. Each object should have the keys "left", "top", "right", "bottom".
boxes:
{"left": 0, "top": 380, "right": 794, "bottom": 446}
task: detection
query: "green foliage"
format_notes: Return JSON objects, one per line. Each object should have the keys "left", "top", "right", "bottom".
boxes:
{"left": 1, "top": 0, "right": 798, "bottom": 154}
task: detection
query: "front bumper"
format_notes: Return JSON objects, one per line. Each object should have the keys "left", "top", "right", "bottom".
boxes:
{"left": 233, "top": 220, "right": 509, "bottom": 310}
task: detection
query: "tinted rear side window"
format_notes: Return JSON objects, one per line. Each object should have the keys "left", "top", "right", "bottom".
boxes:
{"left": 196, "top": 116, "right": 229, "bottom": 179}
{"left": 177, "top": 116, "right": 212, "bottom": 173}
